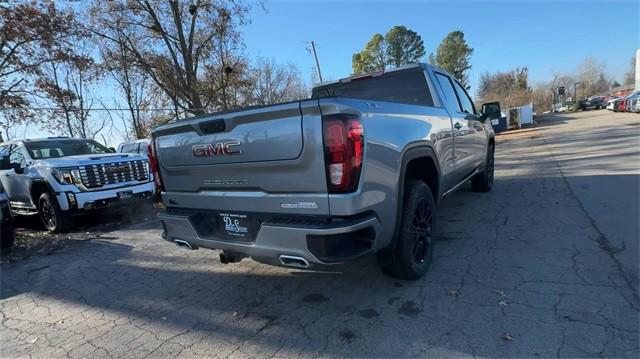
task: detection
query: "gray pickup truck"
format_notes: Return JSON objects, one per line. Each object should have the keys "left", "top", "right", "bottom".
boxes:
{"left": 151, "top": 63, "right": 500, "bottom": 279}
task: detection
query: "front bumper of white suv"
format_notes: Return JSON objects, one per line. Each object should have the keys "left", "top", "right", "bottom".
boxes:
{"left": 55, "top": 181, "right": 154, "bottom": 211}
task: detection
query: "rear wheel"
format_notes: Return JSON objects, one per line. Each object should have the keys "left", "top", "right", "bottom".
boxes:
{"left": 377, "top": 180, "right": 436, "bottom": 280}
{"left": 38, "top": 193, "right": 73, "bottom": 233}
{"left": 1, "top": 219, "right": 15, "bottom": 251}
{"left": 471, "top": 144, "right": 495, "bottom": 192}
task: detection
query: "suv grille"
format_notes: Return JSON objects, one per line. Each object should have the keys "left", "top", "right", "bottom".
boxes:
{"left": 79, "top": 160, "right": 149, "bottom": 189}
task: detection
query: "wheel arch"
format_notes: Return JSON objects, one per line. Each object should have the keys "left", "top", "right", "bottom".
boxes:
{"left": 391, "top": 146, "right": 441, "bottom": 246}
{"left": 30, "top": 180, "right": 55, "bottom": 208}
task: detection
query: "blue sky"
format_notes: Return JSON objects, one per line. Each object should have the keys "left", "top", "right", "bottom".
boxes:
{"left": 243, "top": 0, "right": 639, "bottom": 95}
{"left": 17, "top": 0, "right": 640, "bottom": 145}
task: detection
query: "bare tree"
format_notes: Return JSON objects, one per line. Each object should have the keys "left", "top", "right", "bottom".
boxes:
{"left": 624, "top": 57, "right": 635, "bottom": 86}
{"left": 576, "top": 57, "right": 609, "bottom": 98}
{"left": 547, "top": 71, "right": 576, "bottom": 103}
{"left": 247, "top": 58, "right": 307, "bottom": 106}
{"left": 98, "top": 27, "right": 151, "bottom": 139}
{"left": 0, "top": 1, "right": 76, "bottom": 141}
{"left": 35, "top": 37, "right": 105, "bottom": 138}
{"left": 89, "top": 0, "right": 250, "bottom": 116}
{"left": 532, "top": 83, "right": 553, "bottom": 113}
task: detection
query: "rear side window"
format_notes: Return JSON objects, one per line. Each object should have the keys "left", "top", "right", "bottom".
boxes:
{"left": 311, "top": 67, "right": 434, "bottom": 106}
{"left": 434, "top": 73, "right": 462, "bottom": 112}
{"left": 120, "top": 143, "right": 139, "bottom": 153}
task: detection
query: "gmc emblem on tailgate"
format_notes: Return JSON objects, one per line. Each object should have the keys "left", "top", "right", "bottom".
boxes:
{"left": 192, "top": 141, "right": 242, "bottom": 157}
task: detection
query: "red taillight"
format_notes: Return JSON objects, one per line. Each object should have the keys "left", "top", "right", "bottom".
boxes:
{"left": 322, "top": 115, "right": 364, "bottom": 193}
{"left": 147, "top": 142, "right": 164, "bottom": 192}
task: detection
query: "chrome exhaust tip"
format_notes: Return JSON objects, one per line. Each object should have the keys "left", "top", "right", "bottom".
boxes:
{"left": 174, "top": 239, "right": 193, "bottom": 250}
{"left": 278, "top": 255, "right": 310, "bottom": 268}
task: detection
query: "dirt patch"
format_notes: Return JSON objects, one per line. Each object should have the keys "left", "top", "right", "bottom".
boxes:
{"left": 1, "top": 202, "right": 158, "bottom": 263}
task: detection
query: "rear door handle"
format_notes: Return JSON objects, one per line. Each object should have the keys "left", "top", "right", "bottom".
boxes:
{"left": 454, "top": 122, "right": 463, "bottom": 130}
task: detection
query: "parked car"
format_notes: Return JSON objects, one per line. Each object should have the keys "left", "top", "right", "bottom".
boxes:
{"left": 612, "top": 98, "right": 625, "bottom": 112}
{"left": 151, "top": 63, "right": 498, "bottom": 280}
{"left": 570, "top": 99, "right": 590, "bottom": 111}
{"left": 633, "top": 96, "right": 640, "bottom": 113}
{"left": 620, "top": 97, "right": 628, "bottom": 112}
{"left": 0, "top": 137, "right": 154, "bottom": 232}
{"left": 606, "top": 97, "right": 621, "bottom": 111}
{"left": 0, "top": 181, "right": 15, "bottom": 250}
{"left": 118, "top": 139, "right": 151, "bottom": 155}
{"left": 624, "top": 92, "right": 640, "bottom": 112}
{"left": 588, "top": 96, "right": 606, "bottom": 109}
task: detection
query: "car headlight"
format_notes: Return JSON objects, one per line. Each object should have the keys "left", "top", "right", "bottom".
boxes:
{"left": 52, "top": 168, "right": 82, "bottom": 185}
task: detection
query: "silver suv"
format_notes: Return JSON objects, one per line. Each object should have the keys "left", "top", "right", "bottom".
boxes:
{"left": 0, "top": 137, "right": 154, "bottom": 232}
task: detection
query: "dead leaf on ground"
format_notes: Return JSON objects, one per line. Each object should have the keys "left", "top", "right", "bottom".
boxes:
{"left": 495, "top": 289, "right": 506, "bottom": 297}
{"left": 447, "top": 289, "right": 459, "bottom": 297}
{"left": 501, "top": 332, "right": 514, "bottom": 341}
{"left": 498, "top": 300, "right": 509, "bottom": 306}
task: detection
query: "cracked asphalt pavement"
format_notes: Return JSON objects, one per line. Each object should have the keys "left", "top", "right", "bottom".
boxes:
{"left": 1, "top": 110, "right": 638, "bottom": 358}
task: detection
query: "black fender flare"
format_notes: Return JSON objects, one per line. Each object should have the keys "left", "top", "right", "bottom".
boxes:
{"left": 29, "top": 179, "right": 56, "bottom": 206}
{"left": 390, "top": 146, "right": 441, "bottom": 246}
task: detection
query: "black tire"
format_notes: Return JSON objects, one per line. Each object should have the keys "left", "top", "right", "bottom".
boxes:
{"left": 1, "top": 222, "right": 15, "bottom": 252}
{"left": 377, "top": 180, "right": 436, "bottom": 280}
{"left": 38, "top": 193, "right": 73, "bottom": 233}
{"left": 471, "top": 144, "right": 495, "bottom": 192}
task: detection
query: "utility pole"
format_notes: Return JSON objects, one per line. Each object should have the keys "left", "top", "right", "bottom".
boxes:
{"left": 574, "top": 82, "right": 582, "bottom": 102}
{"left": 310, "top": 41, "right": 323, "bottom": 83}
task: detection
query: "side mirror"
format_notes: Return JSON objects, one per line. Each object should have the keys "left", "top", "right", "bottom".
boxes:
{"left": 10, "top": 162, "right": 24, "bottom": 174}
{"left": 481, "top": 101, "right": 502, "bottom": 122}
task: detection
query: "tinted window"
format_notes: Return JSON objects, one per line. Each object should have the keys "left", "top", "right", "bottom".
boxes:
{"left": 120, "top": 143, "right": 139, "bottom": 153}
{"left": 25, "top": 139, "right": 110, "bottom": 159}
{"left": 434, "top": 73, "right": 462, "bottom": 112}
{"left": 311, "top": 67, "right": 434, "bottom": 106}
{"left": 453, "top": 80, "right": 475, "bottom": 114}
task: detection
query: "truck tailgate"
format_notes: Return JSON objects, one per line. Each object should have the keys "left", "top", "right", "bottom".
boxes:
{"left": 157, "top": 106, "right": 303, "bottom": 167}
{"left": 152, "top": 100, "right": 329, "bottom": 214}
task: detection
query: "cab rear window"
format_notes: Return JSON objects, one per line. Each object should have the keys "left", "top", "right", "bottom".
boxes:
{"left": 311, "top": 67, "right": 434, "bottom": 107}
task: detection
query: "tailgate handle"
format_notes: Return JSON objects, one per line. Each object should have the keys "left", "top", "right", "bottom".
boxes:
{"left": 199, "top": 119, "right": 226, "bottom": 134}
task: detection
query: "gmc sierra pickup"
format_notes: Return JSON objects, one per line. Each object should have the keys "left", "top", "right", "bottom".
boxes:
{"left": 151, "top": 63, "right": 500, "bottom": 279}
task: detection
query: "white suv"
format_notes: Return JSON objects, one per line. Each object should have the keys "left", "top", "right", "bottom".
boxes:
{"left": 0, "top": 137, "right": 154, "bottom": 232}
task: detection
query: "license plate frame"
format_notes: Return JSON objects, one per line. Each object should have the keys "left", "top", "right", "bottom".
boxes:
{"left": 217, "top": 212, "right": 254, "bottom": 241}
{"left": 117, "top": 190, "right": 133, "bottom": 201}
